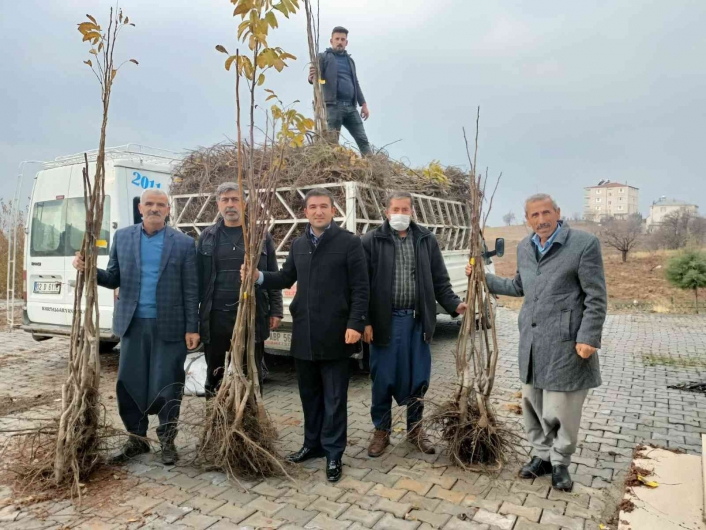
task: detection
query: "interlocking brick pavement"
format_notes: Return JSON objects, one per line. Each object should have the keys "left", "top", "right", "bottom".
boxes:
{"left": 1, "top": 308, "right": 705, "bottom": 528}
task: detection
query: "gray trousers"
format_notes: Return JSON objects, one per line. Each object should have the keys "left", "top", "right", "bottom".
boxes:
{"left": 522, "top": 380, "right": 588, "bottom": 466}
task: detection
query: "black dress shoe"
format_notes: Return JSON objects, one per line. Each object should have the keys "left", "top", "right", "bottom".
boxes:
{"left": 286, "top": 446, "right": 325, "bottom": 464}
{"left": 161, "top": 441, "right": 179, "bottom": 465}
{"left": 552, "top": 465, "right": 573, "bottom": 491}
{"left": 519, "top": 456, "right": 553, "bottom": 479}
{"left": 109, "top": 437, "right": 150, "bottom": 465}
{"left": 326, "top": 459, "right": 343, "bottom": 483}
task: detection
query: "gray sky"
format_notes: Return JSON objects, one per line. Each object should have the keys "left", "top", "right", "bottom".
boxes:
{"left": 1, "top": 0, "right": 705, "bottom": 225}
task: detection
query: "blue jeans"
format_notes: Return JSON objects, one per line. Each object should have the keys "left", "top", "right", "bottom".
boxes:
{"left": 370, "top": 309, "right": 431, "bottom": 432}
{"left": 326, "top": 102, "right": 371, "bottom": 156}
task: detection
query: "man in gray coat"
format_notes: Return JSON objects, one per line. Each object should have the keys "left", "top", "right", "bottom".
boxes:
{"left": 467, "top": 194, "right": 607, "bottom": 491}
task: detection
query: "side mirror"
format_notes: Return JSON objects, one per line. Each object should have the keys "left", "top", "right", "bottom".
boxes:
{"left": 483, "top": 237, "right": 505, "bottom": 259}
{"left": 494, "top": 238, "right": 505, "bottom": 258}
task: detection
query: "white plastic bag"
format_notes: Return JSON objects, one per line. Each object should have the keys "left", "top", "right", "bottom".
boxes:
{"left": 183, "top": 352, "right": 207, "bottom": 396}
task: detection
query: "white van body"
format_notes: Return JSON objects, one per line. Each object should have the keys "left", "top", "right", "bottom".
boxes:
{"left": 22, "top": 145, "right": 180, "bottom": 343}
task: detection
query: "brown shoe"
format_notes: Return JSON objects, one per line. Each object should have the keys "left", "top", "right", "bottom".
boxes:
{"left": 368, "top": 429, "right": 390, "bottom": 457}
{"left": 408, "top": 427, "right": 435, "bottom": 455}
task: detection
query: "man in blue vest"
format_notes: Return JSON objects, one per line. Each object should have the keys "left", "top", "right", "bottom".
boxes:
{"left": 308, "top": 26, "right": 372, "bottom": 156}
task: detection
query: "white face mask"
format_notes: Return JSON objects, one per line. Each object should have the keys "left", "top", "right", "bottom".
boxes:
{"left": 389, "top": 214, "right": 411, "bottom": 232}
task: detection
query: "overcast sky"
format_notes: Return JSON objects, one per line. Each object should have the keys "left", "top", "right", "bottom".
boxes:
{"left": 1, "top": 0, "right": 705, "bottom": 225}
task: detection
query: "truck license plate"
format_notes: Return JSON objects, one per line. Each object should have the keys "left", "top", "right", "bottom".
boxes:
{"left": 34, "top": 281, "right": 61, "bottom": 294}
{"left": 265, "top": 331, "right": 292, "bottom": 348}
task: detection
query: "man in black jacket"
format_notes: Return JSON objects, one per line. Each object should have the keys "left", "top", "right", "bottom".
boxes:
{"left": 245, "top": 188, "right": 369, "bottom": 482}
{"left": 308, "top": 26, "right": 371, "bottom": 156}
{"left": 362, "top": 191, "right": 466, "bottom": 457}
{"left": 197, "top": 182, "right": 283, "bottom": 397}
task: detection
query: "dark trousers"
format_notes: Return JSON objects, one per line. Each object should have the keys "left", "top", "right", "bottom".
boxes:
{"left": 204, "top": 310, "right": 265, "bottom": 397}
{"left": 294, "top": 357, "right": 350, "bottom": 460}
{"left": 370, "top": 310, "right": 431, "bottom": 432}
{"left": 117, "top": 318, "right": 187, "bottom": 443}
{"left": 326, "top": 102, "right": 371, "bottom": 156}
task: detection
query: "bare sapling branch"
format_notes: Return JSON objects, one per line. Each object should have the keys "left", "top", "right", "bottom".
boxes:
{"left": 200, "top": 0, "right": 309, "bottom": 480}
{"left": 426, "top": 108, "right": 519, "bottom": 470}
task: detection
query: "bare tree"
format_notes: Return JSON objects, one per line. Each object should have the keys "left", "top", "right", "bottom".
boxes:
{"left": 652, "top": 209, "right": 699, "bottom": 250}
{"left": 600, "top": 214, "right": 642, "bottom": 262}
{"left": 502, "top": 211, "right": 516, "bottom": 226}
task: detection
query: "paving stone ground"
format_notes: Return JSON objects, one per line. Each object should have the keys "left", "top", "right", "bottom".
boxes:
{"left": 1, "top": 308, "right": 705, "bottom": 529}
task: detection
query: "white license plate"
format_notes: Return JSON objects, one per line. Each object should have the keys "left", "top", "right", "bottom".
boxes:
{"left": 34, "top": 281, "right": 61, "bottom": 294}
{"left": 265, "top": 331, "right": 292, "bottom": 348}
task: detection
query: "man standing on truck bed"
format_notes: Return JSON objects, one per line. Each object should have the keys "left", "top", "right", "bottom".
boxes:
{"left": 362, "top": 191, "right": 467, "bottom": 457}
{"left": 243, "top": 188, "right": 369, "bottom": 483}
{"left": 73, "top": 189, "right": 200, "bottom": 465}
{"left": 308, "top": 26, "right": 372, "bottom": 156}
{"left": 467, "top": 194, "right": 607, "bottom": 492}
{"left": 197, "top": 182, "right": 283, "bottom": 397}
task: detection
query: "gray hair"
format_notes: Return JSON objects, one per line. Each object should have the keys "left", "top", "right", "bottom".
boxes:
{"left": 215, "top": 181, "right": 240, "bottom": 199}
{"left": 385, "top": 190, "right": 413, "bottom": 208}
{"left": 140, "top": 188, "right": 169, "bottom": 203}
{"left": 525, "top": 193, "right": 559, "bottom": 213}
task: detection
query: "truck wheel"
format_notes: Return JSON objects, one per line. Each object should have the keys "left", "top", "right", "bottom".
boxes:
{"left": 99, "top": 341, "right": 118, "bottom": 353}
{"left": 32, "top": 333, "right": 51, "bottom": 342}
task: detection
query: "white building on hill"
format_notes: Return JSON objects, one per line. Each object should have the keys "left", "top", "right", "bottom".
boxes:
{"left": 646, "top": 197, "right": 699, "bottom": 231}
{"left": 583, "top": 180, "right": 640, "bottom": 221}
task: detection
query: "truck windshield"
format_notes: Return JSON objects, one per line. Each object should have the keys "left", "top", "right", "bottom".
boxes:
{"left": 30, "top": 197, "right": 111, "bottom": 257}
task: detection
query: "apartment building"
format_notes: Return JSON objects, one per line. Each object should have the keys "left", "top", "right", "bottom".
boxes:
{"left": 646, "top": 197, "right": 699, "bottom": 231}
{"left": 583, "top": 180, "right": 639, "bottom": 221}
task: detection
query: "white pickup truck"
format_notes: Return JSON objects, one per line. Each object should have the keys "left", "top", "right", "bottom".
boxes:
{"left": 21, "top": 146, "right": 504, "bottom": 362}
{"left": 169, "top": 181, "right": 504, "bottom": 364}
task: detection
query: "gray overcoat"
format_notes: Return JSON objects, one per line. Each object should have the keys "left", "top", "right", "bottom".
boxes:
{"left": 486, "top": 223, "right": 607, "bottom": 391}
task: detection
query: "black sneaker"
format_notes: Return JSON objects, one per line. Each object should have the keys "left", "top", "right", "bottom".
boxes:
{"left": 109, "top": 437, "right": 150, "bottom": 465}
{"left": 519, "top": 456, "right": 553, "bottom": 479}
{"left": 161, "top": 441, "right": 179, "bottom": 465}
{"left": 286, "top": 446, "right": 325, "bottom": 464}
{"left": 552, "top": 464, "right": 573, "bottom": 491}
{"left": 326, "top": 458, "right": 343, "bottom": 483}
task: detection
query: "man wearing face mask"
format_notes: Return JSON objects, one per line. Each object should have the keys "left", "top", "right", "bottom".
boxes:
{"left": 196, "top": 182, "right": 283, "bottom": 398}
{"left": 361, "top": 191, "right": 467, "bottom": 457}
{"left": 72, "top": 189, "right": 199, "bottom": 465}
{"left": 308, "top": 26, "right": 371, "bottom": 156}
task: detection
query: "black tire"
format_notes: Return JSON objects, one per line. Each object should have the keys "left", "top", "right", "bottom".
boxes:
{"left": 32, "top": 334, "right": 51, "bottom": 342}
{"left": 99, "top": 340, "right": 118, "bottom": 353}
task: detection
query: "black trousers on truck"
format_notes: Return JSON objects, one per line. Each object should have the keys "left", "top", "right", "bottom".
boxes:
{"left": 294, "top": 357, "right": 350, "bottom": 460}
{"left": 204, "top": 310, "right": 265, "bottom": 397}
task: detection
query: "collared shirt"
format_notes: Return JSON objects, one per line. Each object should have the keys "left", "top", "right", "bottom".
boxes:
{"left": 531, "top": 221, "right": 563, "bottom": 256}
{"left": 308, "top": 224, "right": 331, "bottom": 248}
{"left": 256, "top": 224, "right": 331, "bottom": 286}
{"left": 135, "top": 224, "right": 166, "bottom": 318}
{"left": 392, "top": 230, "right": 416, "bottom": 309}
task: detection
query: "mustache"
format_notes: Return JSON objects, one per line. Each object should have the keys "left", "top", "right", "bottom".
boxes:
{"left": 537, "top": 223, "right": 552, "bottom": 230}
{"left": 224, "top": 208, "right": 240, "bottom": 213}
{"left": 146, "top": 211, "right": 163, "bottom": 216}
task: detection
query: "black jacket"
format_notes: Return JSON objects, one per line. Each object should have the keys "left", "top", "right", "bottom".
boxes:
{"left": 309, "top": 48, "right": 366, "bottom": 106}
{"left": 197, "top": 220, "right": 283, "bottom": 345}
{"left": 262, "top": 222, "right": 369, "bottom": 361}
{"left": 361, "top": 220, "right": 462, "bottom": 346}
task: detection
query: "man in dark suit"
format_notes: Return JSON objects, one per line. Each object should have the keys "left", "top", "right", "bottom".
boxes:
{"left": 73, "top": 189, "right": 199, "bottom": 465}
{"left": 467, "top": 194, "right": 607, "bottom": 491}
{"left": 244, "top": 188, "right": 369, "bottom": 482}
